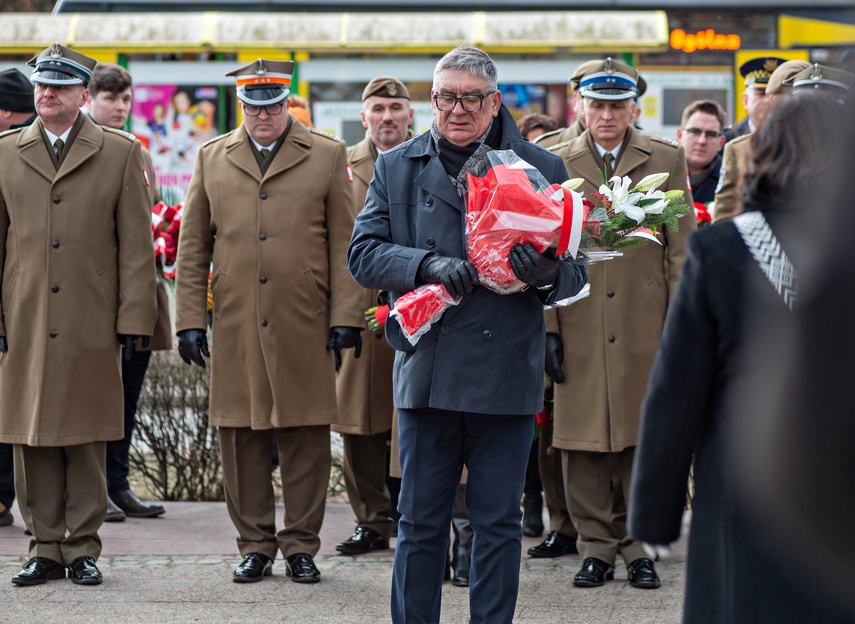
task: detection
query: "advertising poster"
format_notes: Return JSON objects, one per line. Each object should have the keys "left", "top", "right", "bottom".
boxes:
{"left": 131, "top": 84, "right": 221, "bottom": 200}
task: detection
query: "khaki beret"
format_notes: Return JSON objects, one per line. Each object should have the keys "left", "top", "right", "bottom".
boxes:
{"left": 362, "top": 76, "right": 410, "bottom": 101}
{"left": 765, "top": 60, "right": 811, "bottom": 95}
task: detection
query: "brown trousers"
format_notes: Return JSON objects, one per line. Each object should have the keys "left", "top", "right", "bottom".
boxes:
{"left": 537, "top": 423, "right": 577, "bottom": 536}
{"left": 561, "top": 446, "right": 646, "bottom": 567}
{"left": 341, "top": 431, "right": 393, "bottom": 538}
{"left": 13, "top": 442, "right": 106, "bottom": 564}
{"left": 219, "top": 425, "right": 330, "bottom": 561}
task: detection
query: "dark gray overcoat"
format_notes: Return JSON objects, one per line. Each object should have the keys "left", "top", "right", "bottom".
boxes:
{"left": 629, "top": 216, "right": 850, "bottom": 623}
{"left": 347, "top": 106, "right": 588, "bottom": 416}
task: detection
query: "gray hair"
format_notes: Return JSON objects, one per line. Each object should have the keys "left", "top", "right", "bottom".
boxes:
{"left": 433, "top": 46, "right": 498, "bottom": 91}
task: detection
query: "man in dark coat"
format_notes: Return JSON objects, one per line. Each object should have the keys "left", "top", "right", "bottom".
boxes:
{"left": 348, "top": 46, "right": 587, "bottom": 624}
{"left": 0, "top": 67, "right": 36, "bottom": 530}
{"left": 676, "top": 99, "right": 726, "bottom": 206}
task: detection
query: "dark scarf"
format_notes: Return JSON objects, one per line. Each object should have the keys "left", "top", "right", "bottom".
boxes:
{"left": 689, "top": 156, "right": 719, "bottom": 193}
{"left": 431, "top": 114, "right": 502, "bottom": 196}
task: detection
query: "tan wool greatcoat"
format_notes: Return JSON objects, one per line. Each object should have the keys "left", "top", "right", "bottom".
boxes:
{"left": 712, "top": 133, "right": 752, "bottom": 223}
{"left": 332, "top": 134, "right": 396, "bottom": 436}
{"left": 175, "top": 119, "right": 363, "bottom": 429}
{"left": 0, "top": 115, "right": 157, "bottom": 446}
{"left": 547, "top": 128, "right": 695, "bottom": 453}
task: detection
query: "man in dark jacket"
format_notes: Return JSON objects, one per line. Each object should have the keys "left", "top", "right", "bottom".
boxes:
{"left": 676, "top": 99, "right": 727, "bottom": 206}
{"left": 348, "top": 46, "right": 587, "bottom": 624}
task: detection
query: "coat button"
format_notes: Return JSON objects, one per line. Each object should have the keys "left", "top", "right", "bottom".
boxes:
{"left": 440, "top": 325, "right": 450, "bottom": 335}
{"left": 49, "top": 330, "right": 57, "bottom": 338}
{"left": 52, "top": 196, "right": 61, "bottom": 204}
{"left": 51, "top": 285, "right": 59, "bottom": 293}
{"left": 425, "top": 195, "right": 433, "bottom": 206}
{"left": 607, "top": 290, "right": 615, "bottom": 298}
{"left": 259, "top": 233, "right": 267, "bottom": 241}
{"left": 51, "top": 240, "right": 60, "bottom": 248}
{"left": 481, "top": 329, "right": 492, "bottom": 339}
{"left": 261, "top": 319, "right": 268, "bottom": 327}
{"left": 259, "top": 276, "right": 267, "bottom": 284}
{"left": 608, "top": 334, "right": 616, "bottom": 343}
{"left": 260, "top": 192, "right": 268, "bottom": 200}
{"left": 426, "top": 239, "right": 435, "bottom": 248}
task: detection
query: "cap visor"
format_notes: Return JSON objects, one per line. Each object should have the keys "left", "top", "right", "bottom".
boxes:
{"left": 580, "top": 87, "right": 636, "bottom": 101}
{"left": 237, "top": 86, "right": 288, "bottom": 106}
{"left": 31, "top": 69, "right": 84, "bottom": 86}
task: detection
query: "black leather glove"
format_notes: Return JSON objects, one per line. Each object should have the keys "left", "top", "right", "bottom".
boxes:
{"left": 509, "top": 243, "right": 560, "bottom": 288}
{"left": 177, "top": 328, "right": 210, "bottom": 368}
{"left": 327, "top": 326, "right": 363, "bottom": 372}
{"left": 418, "top": 254, "right": 480, "bottom": 298}
{"left": 545, "top": 332, "right": 565, "bottom": 384}
{"left": 0, "top": 336, "right": 7, "bottom": 353}
{"left": 118, "top": 334, "right": 150, "bottom": 361}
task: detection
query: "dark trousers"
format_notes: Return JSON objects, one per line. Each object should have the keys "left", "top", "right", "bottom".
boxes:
{"left": 0, "top": 442, "right": 14, "bottom": 508}
{"left": 106, "top": 349, "right": 151, "bottom": 494}
{"left": 392, "top": 408, "right": 532, "bottom": 624}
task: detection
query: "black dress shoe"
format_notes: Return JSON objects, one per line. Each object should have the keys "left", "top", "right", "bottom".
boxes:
{"left": 627, "top": 557, "right": 660, "bottom": 589}
{"left": 67, "top": 556, "right": 103, "bottom": 585}
{"left": 286, "top": 553, "right": 320, "bottom": 583}
{"left": 335, "top": 526, "right": 389, "bottom": 555}
{"left": 451, "top": 550, "right": 470, "bottom": 587}
{"left": 110, "top": 489, "right": 165, "bottom": 518}
{"left": 527, "top": 531, "right": 578, "bottom": 558}
{"left": 0, "top": 506, "right": 13, "bottom": 527}
{"left": 573, "top": 557, "right": 614, "bottom": 587}
{"left": 11, "top": 557, "right": 65, "bottom": 586}
{"left": 522, "top": 492, "right": 544, "bottom": 538}
{"left": 104, "top": 497, "right": 126, "bottom": 523}
{"left": 233, "top": 553, "right": 272, "bottom": 583}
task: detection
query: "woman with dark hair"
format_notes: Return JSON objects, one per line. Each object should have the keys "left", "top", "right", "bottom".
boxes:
{"left": 628, "top": 93, "right": 854, "bottom": 623}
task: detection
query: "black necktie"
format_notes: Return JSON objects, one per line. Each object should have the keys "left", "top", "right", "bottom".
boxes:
{"left": 54, "top": 138, "right": 65, "bottom": 161}
{"left": 603, "top": 152, "right": 615, "bottom": 179}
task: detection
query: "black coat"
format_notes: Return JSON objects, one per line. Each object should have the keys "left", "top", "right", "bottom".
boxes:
{"left": 629, "top": 217, "right": 851, "bottom": 623}
{"left": 347, "top": 106, "right": 587, "bottom": 416}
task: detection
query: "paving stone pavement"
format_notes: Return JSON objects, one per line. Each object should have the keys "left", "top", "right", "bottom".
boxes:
{"left": 0, "top": 501, "right": 688, "bottom": 623}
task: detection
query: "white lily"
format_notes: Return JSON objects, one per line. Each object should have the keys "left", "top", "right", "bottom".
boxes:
{"left": 600, "top": 176, "right": 645, "bottom": 223}
{"left": 634, "top": 172, "right": 670, "bottom": 193}
{"left": 562, "top": 177, "right": 585, "bottom": 191}
{"left": 640, "top": 188, "right": 668, "bottom": 217}
{"left": 664, "top": 189, "right": 685, "bottom": 201}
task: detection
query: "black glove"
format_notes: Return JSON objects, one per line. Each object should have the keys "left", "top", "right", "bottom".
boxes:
{"left": 0, "top": 336, "right": 7, "bottom": 353}
{"left": 327, "top": 326, "right": 363, "bottom": 372}
{"left": 418, "top": 254, "right": 480, "bottom": 298}
{"left": 177, "top": 328, "right": 210, "bottom": 368}
{"left": 509, "top": 243, "right": 560, "bottom": 288}
{"left": 545, "top": 332, "right": 565, "bottom": 384}
{"left": 118, "top": 334, "right": 150, "bottom": 361}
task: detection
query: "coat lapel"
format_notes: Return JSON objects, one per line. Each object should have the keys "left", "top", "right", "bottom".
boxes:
{"left": 404, "top": 136, "right": 461, "bottom": 211}
{"left": 17, "top": 120, "right": 56, "bottom": 183}
{"left": 263, "top": 119, "right": 311, "bottom": 181}
{"left": 563, "top": 131, "right": 606, "bottom": 190}
{"left": 224, "top": 126, "right": 263, "bottom": 183}
{"left": 615, "top": 128, "right": 652, "bottom": 178}
{"left": 348, "top": 136, "right": 375, "bottom": 187}
{"left": 53, "top": 115, "right": 102, "bottom": 184}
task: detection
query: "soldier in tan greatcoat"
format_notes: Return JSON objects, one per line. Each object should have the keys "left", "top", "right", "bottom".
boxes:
{"left": 174, "top": 59, "right": 363, "bottom": 584}
{"left": 546, "top": 58, "right": 695, "bottom": 590}
{"left": 333, "top": 76, "right": 413, "bottom": 556}
{"left": 0, "top": 44, "right": 156, "bottom": 587}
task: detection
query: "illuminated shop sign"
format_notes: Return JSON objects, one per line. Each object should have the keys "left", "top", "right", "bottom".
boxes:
{"left": 670, "top": 28, "right": 741, "bottom": 53}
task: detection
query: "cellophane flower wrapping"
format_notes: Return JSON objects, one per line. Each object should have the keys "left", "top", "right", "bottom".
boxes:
{"left": 389, "top": 284, "right": 460, "bottom": 346}
{"left": 151, "top": 199, "right": 184, "bottom": 279}
{"left": 465, "top": 150, "right": 582, "bottom": 294}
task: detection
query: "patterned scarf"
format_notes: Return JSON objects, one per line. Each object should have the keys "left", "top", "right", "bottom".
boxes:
{"left": 430, "top": 116, "right": 498, "bottom": 196}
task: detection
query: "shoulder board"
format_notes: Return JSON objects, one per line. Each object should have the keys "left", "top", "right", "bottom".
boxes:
{"left": 648, "top": 134, "right": 680, "bottom": 148}
{"left": 102, "top": 126, "right": 136, "bottom": 141}
{"left": 729, "top": 133, "right": 753, "bottom": 146}
{"left": 547, "top": 139, "right": 574, "bottom": 153}
{"left": 0, "top": 127, "right": 25, "bottom": 140}
{"left": 309, "top": 127, "right": 343, "bottom": 142}
{"left": 202, "top": 131, "right": 233, "bottom": 147}
{"left": 532, "top": 127, "right": 566, "bottom": 145}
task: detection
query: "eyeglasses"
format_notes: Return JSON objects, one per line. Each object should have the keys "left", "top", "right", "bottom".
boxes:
{"left": 433, "top": 91, "right": 495, "bottom": 112}
{"left": 242, "top": 103, "right": 284, "bottom": 117}
{"left": 684, "top": 127, "right": 722, "bottom": 140}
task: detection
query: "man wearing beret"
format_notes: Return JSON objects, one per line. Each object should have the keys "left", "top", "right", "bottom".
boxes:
{"left": 0, "top": 43, "right": 157, "bottom": 586}
{"left": 546, "top": 57, "right": 695, "bottom": 590}
{"left": 175, "top": 58, "right": 363, "bottom": 584}
{"left": 349, "top": 46, "right": 587, "bottom": 624}
{"left": 0, "top": 67, "right": 37, "bottom": 532}
{"left": 723, "top": 56, "right": 786, "bottom": 142}
{"left": 714, "top": 60, "right": 814, "bottom": 223}
{"left": 334, "top": 76, "right": 413, "bottom": 556}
